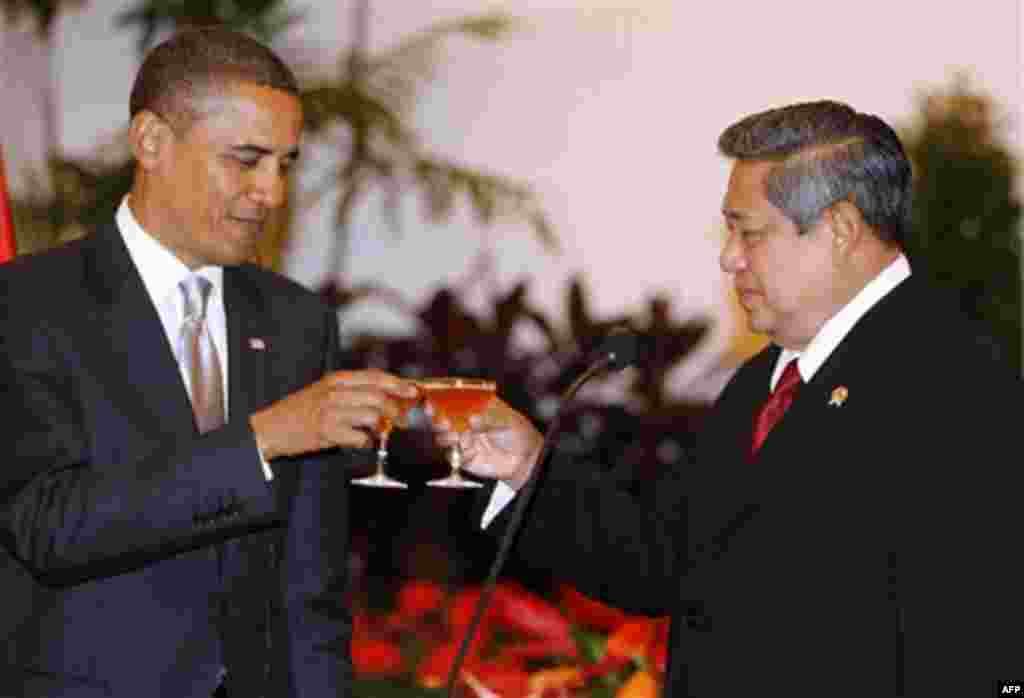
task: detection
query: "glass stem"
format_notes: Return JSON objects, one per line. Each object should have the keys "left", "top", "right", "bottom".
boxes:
{"left": 376, "top": 430, "right": 391, "bottom": 476}
{"left": 450, "top": 439, "right": 465, "bottom": 477}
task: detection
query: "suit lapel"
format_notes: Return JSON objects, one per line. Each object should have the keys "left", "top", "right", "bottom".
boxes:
{"left": 80, "top": 223, "right": 197, "bottom": 443}
{"left": 223, "top": 267, "right": 274, "bottom": 423}
{"left": 756, "top": 277, "right": 919, "bottom": 462}
{"left": 723, "top": 346, "right": 780, "bottom": 464}
{"left": 222, "top": 267, "right": 297, "bottom": 516}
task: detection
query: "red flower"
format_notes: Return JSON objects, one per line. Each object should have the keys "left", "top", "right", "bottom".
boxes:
{"left": 351, "top": 637, "right": 405, "bottom": 676}
{"left": 416, "top": 639, "right": 482, "bottom": 689}
{"left": 604, "top": 615, "right": 671, "bottom": 673}
{"left": 492, "top": 582, "right": 577, "bottom": 659}
{"left": 465, "top": 660, "right": 531, "bottom": 698}
{"left": 557, "top": 584, "right": 629, "bottom": 632}
{"left": 615, "top": 668, "right": 660, "bottom": 698}
{"left": 396, "top": 579, "right": 445, "bottom": 621}
{"left": 606, "top": 618, "right": 657, "bottom": 661}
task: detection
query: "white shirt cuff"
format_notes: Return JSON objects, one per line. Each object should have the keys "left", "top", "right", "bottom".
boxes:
{"left": 481, "top": 480, "right": 518, "bottom": 529}
{"left": 258, "top": 449, "right": 274, "bottom": 481}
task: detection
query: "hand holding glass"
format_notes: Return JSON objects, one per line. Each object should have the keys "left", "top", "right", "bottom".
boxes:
{"left": 351, "top": 390, "right": 422, "bottom": 489}
{"left": 420, "top": 377, "right": 497, "bottom": 489}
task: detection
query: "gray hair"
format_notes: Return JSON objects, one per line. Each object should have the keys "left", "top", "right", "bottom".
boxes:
{"left": 718, "top": 100, "right": 912, "bottom": 244}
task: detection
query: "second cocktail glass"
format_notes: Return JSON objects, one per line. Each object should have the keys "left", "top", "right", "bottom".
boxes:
{"left": 420, "top": 377, "right": 496, "bottom": 489}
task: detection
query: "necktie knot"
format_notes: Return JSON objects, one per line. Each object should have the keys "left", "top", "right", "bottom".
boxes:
{"left": 750, "top": 359, "right": 802, "bottom": 457}
{"left": 773, "top": 359, "right": 802, "bottom": 397}
{"left": 180, "top": 274, "right": 213, "bottom": 325}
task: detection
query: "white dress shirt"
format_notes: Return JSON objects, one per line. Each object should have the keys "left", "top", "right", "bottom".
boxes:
{"left": 117, "top": 197, "right": 274, "bottom": 480}
{"left": 771, "top": 254, "right": 911, "bottom": 388}
{"left": 481, "top": 254, "right": 913, "bottom": 528}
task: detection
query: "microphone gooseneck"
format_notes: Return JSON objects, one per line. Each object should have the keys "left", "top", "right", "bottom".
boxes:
{"left": 443, "top": 331, "right": 640, "bottom": 697}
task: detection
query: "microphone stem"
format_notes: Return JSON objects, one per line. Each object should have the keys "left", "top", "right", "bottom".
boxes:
{"left": 443, "top": 354, "right": 614, "bottom": 697}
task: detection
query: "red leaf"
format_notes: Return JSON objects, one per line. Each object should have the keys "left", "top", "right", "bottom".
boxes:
{"left": 557, "top": 584, "right": 629, "bottom": 632}
{"left": 606, "top": 618, "right": 657, "bottom": 661}
{"left": 397, "top": 579, "right": 445, "bottom": 621}
{"left": 492, "top": 582, "right": 576, "bottom": 657}
{"left": 467, "top": 661, "right": 531, "bottom": 698}
{"left": 417, "top": 640, "right": 481, "bottom": 689}
{"left": 351, "top": 637, "right": 405, "bottom": 676}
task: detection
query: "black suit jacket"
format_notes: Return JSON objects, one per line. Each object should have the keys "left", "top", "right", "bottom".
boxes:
{"left": 0, "top": 223, "right": 356, "bottom": 697}
{"left": 495, "top": 274, "right": 1023, "bottom": 696}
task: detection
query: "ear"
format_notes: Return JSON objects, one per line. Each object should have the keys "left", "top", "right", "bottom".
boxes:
{"left": 825, "top": 199, "right": 865, "bottom": 259}
{"left": 128, "top": 110, "right": 173, "bottom": 169}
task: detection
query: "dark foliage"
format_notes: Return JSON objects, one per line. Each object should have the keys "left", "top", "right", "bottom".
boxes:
{"left": 901, "top": 75, "right": 1022, "bottom": 371}
{"left": 330, "top": 275, "right": 712, "bottom": 594}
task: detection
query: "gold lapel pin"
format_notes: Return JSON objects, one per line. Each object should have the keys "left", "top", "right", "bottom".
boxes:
{"left": 829, "top": 386, "right": 848, "bottom": 407}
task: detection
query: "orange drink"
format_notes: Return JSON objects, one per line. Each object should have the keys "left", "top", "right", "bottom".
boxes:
{"left": 419, "top": 377, "right": 496, "bottom": 488}
{"left": 352, "top": 383, "right": 422, "bottom": 489}
{"left": 418, "top": 378, "right": 496, "bottom": 431}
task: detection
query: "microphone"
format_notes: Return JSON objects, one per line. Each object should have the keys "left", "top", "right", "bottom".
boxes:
{"left": 443, "top": 330, "right": 642, "bottom": 697}
{"left": 586, "top": 329, "right": 642, "bottom": 372}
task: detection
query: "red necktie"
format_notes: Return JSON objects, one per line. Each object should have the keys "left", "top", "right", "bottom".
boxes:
{"left": 750, "top": 359, "right": 802, "bottom": 456}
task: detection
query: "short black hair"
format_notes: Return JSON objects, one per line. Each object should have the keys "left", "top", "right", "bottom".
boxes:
{"left": 129, "top": 26, "right": 299, "bottom": 131}
{"left": 718, "top": 100, "right": 912, "bottom": 245}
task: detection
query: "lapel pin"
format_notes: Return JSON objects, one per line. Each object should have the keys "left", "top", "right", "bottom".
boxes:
{"left": 829, "top": 386, "right": 848, "bottom": 407}
{"left": 248, "top": 337, "right": 267, "bottom": 351}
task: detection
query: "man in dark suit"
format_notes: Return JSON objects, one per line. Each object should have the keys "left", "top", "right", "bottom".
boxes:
{"left": 442, "top": 101, "right": 1022, "bottom": 695}
{"left": 0, "top": 27, "right": 417, "bottom": 698}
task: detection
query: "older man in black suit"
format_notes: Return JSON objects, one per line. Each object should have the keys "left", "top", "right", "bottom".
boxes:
{"left": 0, "top": 27, "right": 416, "bottom": 698}
{"left": 439, "top": 101, "right": 1022, "bottom": 696}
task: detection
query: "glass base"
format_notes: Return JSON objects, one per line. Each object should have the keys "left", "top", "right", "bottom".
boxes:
{"left": 352, "top": 472, "right": 409, "bottom": 489}
{"left": 426, "top": 473, "right": 483, "bottom": 489}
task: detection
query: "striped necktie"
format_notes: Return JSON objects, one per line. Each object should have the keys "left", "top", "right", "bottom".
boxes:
{"left": 179, "top": 274, "right": 225, "bottom": 434}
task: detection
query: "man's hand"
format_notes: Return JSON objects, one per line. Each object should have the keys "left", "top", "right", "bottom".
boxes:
{"left": 248, "top": 369, "right": 419, "bottom": 461}
{"left": 428, "top": 397, "right": 544, "bottom": 490}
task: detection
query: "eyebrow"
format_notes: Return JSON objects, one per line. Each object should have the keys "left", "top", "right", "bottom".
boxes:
{"left": 722, "top": 208, "right": 748, "bottom": 222}
{"left": 230, "top": 144, "right": 301, "bottom": 160}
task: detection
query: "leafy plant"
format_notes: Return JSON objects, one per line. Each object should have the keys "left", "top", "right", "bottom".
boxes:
{"left": 115, "top": 0, "right": 301, "bottom": 53}
{"left": 900, "top": 73, "right": 1022, "bottom": 371}
{"left": 337, "top": 272, "right": 711, "bottom": 609}
{"left": 346, "top": 577, "right": 668, "bottom": 698}
{"left": 7, "top": 0, "right": 554, "bottom": 277}
{"left": 299, "top": 3, "right": 554, "bottom": 280}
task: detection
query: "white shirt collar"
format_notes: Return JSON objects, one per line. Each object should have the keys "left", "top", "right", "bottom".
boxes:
{"left": 772, "top": 254, "right": 911, "bottom": 389}
{"left": 116, "top": 197, "right": 223, "bottom": 312}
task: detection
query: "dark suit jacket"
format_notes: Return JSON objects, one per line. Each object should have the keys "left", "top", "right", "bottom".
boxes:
{"left": 0, "top": 223, "right": 356, "bottom": 697}
{"left": 495, "top": 274, "right": 1023, "bottom": 696}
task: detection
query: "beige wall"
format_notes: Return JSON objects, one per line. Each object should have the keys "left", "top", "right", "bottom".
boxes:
{"left": 2, "top": 0, "right": 1020, "bottom": 398}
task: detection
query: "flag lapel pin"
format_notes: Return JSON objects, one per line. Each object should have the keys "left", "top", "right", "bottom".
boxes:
{"left": 828, "top": 386, "right": 848, "bottom": 407}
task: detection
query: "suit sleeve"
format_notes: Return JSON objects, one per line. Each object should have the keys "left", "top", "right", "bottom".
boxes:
{"left": 276, "top": 306, "right": 355, "bottom": 693}
{"left": 488, "top": 448, "right": 693, "bottom": 617}
{"left": 0, "top": 287, "right": 279, "bottom": 588}
{"left": 487, "top": 367, "right": 756, "bottom": 618}
{"left": 899, "top": 340, "right": 1024, "bottom": 690}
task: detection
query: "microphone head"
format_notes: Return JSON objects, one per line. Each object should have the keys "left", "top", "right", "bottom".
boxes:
{"left": 593, "top": 330, "right": 642, "bottom": 371}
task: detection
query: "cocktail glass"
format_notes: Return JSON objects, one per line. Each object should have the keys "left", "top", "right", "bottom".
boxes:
{"left": 419, "top": 377, "right": 496, "bottom": 489}
{"left": 351, "top": 391, "right": 422, "bottom": 489}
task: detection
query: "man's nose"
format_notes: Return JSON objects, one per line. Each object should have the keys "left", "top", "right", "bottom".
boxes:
{"left": 719, "top": 230, "right": 746, "bottom": 273}
{"left": 248, "top": 165, "right": 287, "bottom": 209}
